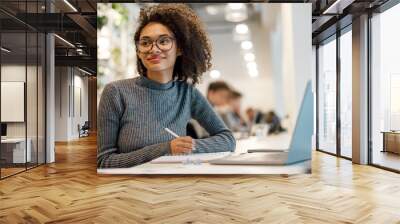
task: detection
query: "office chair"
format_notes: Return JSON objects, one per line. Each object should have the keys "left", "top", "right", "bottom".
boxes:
{"left": 78, "top": 121, "right": 90, "bottom": 138}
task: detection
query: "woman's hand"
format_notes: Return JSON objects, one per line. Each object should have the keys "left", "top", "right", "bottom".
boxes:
{"left": 170, "top": 136, "right": 195, "bottom": 154}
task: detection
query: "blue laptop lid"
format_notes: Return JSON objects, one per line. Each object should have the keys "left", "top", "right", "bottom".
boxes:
{"left": 286, "top": 81, "right": 314, "bottom": 164}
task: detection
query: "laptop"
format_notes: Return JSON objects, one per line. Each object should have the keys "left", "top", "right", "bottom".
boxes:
{"left": 209, "top": 81, "right": 314, "bottom": 165}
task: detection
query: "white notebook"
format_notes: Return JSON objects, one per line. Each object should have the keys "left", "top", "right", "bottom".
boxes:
{"left": 150, "top": 152, "right": 232, "bottom": 164}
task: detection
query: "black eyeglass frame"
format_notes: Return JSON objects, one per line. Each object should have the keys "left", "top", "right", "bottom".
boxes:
{"left": 135, "top": 36, "right": 176, "bottom": 54}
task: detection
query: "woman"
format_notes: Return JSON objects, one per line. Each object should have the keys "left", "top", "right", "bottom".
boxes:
{"left": 97, "top": 4, "right": 236, "bottom": 168}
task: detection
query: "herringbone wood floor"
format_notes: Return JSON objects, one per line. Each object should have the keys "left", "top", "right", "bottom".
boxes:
{"left": 1, "top": 134, "right": 400, "bottom": 224}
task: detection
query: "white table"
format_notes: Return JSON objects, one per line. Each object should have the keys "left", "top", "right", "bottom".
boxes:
{"left": 97, "top": 134, "right": 311, "bottom": 175}
{"left": 1, "top": 138, "right": 31, "bottom": 163}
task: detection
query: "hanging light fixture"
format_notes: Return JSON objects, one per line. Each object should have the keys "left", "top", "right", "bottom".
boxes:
{"left": 241, "top": 41, "right": 253, "bottom": 50}
{"left": 63, "top": 0, "right": 78, "bottom": 12}
{"left": 249, "top": 69, "right": 259, "bottom": 77}
{"left": 209, "top": 70, "right": 221, "bottom": 79}
{"left": 235, "top": 24, "right": 249, "bottom": 34}
{"left": 1, "top": 47, "right": 11, "bottom": 53}
{"left": 244, "top": 53, "right": 255, "bottom": 62}
{"left": 205, "top": 5, "right": 219, "bottom": 15}
{"left": 233, "top": 24, "right": 250, "bottom": 42}
{"left": 246, "top": 61, "right": 257, "bottom": 70}
{"left": 225, "top": 3, "right": 248, "bottom": 22}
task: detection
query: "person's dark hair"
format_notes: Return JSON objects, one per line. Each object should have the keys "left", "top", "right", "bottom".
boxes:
{"left": 230, "top": 90, "right": 242, "bottom": 99}
{"left": 265, "top": 111, "right": 277, "bottom": 123}
{"left": 207, "top": 81, "right": 231, "bottom": 93}
{"left": 134, "top": 4, "right": 212, "bottom": 85}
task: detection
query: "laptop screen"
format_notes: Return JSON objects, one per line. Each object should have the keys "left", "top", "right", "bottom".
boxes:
{"left": 286, "top": 81, "right": 314, "bottom": 164}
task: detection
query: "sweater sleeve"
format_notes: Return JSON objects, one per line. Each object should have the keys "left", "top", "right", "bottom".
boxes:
{"left": 190, "top": 87, "right": 236, "bottom": 153}
{"left": 97, "top": 83, "right": 171, "bottom": 168}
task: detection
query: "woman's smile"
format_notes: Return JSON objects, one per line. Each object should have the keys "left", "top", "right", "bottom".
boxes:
{"left": 147, "top": 54, "right": 163, "bottom": 64}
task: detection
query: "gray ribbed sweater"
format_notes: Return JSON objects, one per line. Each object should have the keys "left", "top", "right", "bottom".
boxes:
{"left": 97, "top": 76, "right": 236, "bottom": 168}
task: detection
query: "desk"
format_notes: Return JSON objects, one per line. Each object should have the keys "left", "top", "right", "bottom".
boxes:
{"left": 381, "top": 131, "right": 400, "bottom": 154}
{"left": 1, "top": 138, "right": 31, "bottom": 163}
{"left": 97, "top": 134, "right": 311, "bottom": 175}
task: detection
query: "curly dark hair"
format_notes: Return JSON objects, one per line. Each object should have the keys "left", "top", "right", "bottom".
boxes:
{"left": 134, "top": 4, "right": 212, "bottom": 85}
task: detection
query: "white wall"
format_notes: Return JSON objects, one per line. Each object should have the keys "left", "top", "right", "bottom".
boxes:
{"left": 72, "top": 74, "right": 89, "bottom": 138}
{"left": 1, "top": 64, "right": 46, "bottom": 163}
{"left": 55, "top": 67, "right": 89, "bottom": 141}
{"left": 265, "top": 4, "right": 312, "bottom": 130}
{"left": 55, "top": 67, "right": 68, "bottom": 141}
{"left": 1, "top": 65, "right": 32, "bottom": 137}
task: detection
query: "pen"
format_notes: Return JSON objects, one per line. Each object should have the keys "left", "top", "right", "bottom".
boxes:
{"left": 164, "top": 128, "right": 197, "bottom": 152}
{"left": 164, "top": 128, "right": 179, "bottom": 138}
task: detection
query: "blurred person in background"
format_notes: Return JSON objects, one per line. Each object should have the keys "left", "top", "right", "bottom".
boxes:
{"left": 246, "top": 107, "right": 265, "bottom": 125}
{"left": 224, "top": 90, "right": 248, "bottom": 132}
{"left": 206, "top": 81, "right": 232, "bottom": 108}
{"left": 265, "top": 110, "right": 286, "bottom": 135}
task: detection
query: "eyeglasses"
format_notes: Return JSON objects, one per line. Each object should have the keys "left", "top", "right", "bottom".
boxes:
{"left": 136, "top": 36, "right": 175, "bottom": 53}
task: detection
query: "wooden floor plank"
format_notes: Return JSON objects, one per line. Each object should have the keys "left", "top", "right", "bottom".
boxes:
{"left": 0, "top": 134, "right": 399, "bottom": 223}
